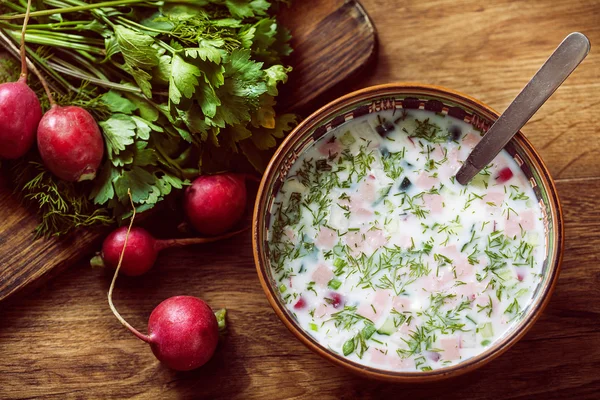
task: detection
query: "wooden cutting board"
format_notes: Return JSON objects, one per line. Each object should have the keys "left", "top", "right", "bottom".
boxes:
{"left": 0, "top": 0, "right": 377, "bottom": 302}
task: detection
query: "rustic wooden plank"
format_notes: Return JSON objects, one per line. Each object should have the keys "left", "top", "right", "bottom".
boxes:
{"left": 0, "top": 0, "right": 377, "bottom": 302}
{"left": 1, "top": 0, "right": 600, "bottom": 398}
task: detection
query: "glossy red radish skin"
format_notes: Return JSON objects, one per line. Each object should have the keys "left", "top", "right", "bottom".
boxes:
{"left": 0, "top": 82, "right": 42, "bottom": 158}
{"left": 101, "top": 227, "right": 158, "bottom": 277}
{"left": 148, "top": 296, "right": 219, "bottom": 371}
{"left": 37, "top": 106, "right": 104, "bottom": 182}
{"left": 98, "top": 225, "right": 247, "bottom": 276}
{"left": 0, "top": 0, "right": 42, "bottom": 159}
{"left": 184, "top": 174, "right": 247, "bottom": 236}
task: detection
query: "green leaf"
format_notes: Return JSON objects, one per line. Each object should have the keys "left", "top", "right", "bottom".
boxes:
{"left": 124, "top": 94, "right": 159, "bottom": 122}
{"left": 185, "top": 39, "right": 227, "bottom": 64}
{"left": 169, "top": 54, "right": 202, "bottom": 105}
{"left": 90, "top": 161, "right": 118, "bottom": 205}
{"left": 225, "top": 0, "right": 270, "bottom": 19}
{"left": 99, "top": 91, "right": 137, "bottom": 114}
{"left": 196, "top": 81, "right": 221, "bottom": 118}
{"left": 153, "top": 55, "right": 172, "bottom": 86}
{"left": 99, "top": 114, "right": 137, "bottom": 158}
{"left": 113, "top": 166, "right": 157, "bottom": 204}
{"left": 132, "top": 141, "right": 158, "bottom": 167}
{"left": 114, "top": 26, "right": 160, "bottom": 70}
{"left": 125, "top": 65, "right": 154, "bottom": 98}
{"left": 249, "top": 113, "right": 297, "bottom": 150}
{"left": 264, "top": 65, "right": 291, "bottom": 96}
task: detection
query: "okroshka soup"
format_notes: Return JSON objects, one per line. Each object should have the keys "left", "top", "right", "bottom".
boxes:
{"left": 265, "top": 103, "right": 547, "bottom": 372}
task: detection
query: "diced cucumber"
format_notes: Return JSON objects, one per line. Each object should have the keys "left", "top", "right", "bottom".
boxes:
{"left": 481, "top": 339, "right": 491, "bottom": 346}
{"left": 343, "top": 338, "right": 355, "bottom": 356}
{"left": 377, "top": 316, "right": 396, "bottom": 336}
{"left": 340, "top": 131, "right": 356, "bottom": 146}
{"left": 480, "top": 322, "right": 494, "bottom": 338}
{"left": 471, "top": 173, "right": 490, "bottom": 189}
{"left": 278, "top": 284, "right": 287, "bottom": 293}
{"left": 497, "top": 268, "right": 515, "bottom": 282}
{"left": 328, "top": 279, "right": 342, "bottom": 290}
{"left": 309, "top": 323, "right": 318, "bottom": 332}
{"left": 362, "top": 323, "right": 377, "bottom": 340}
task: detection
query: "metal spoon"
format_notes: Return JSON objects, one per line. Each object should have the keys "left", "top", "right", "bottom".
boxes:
{"left": 455, "top": 32, "right": 590, "bottom": 185}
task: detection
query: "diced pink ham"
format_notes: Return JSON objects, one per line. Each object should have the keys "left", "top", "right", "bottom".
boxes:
{"left": 283, "top": 227, "right": 296, "bottom": 242}
{"left": 504, "top": 218, "right": 522, "bottom": 238}
{"left": 462, "top": 133, "right": 481, "bottom": 148}
{"left": 311, "top": 264, "right": 333, "bottom": 286}
{"left": 392, "top": 296, "right": 410, "bottom": 311}
{"left": 365, "top": 229, "right": 388, "bottom": 249}
{"left": 357, "top": 303, "right": 378, "bottom": 322}
{"left": 358, "top": 290, "right": 391, "bottom": 322}
{"left": 453, "top": 282, "right": 477, "bottom": 301}
{"left": 344, "top": 231, "right": 363, "bottom": 252}
{"left": 483, "top": 192, "right": 504, "bottom": 207}
{"left": 389, "top": 355, "right": 412, "bottom": 369}
{"left": 354, "top": 207, "right": 374, "bottom": 219}
{"left": 319, "top": 140, "right": 342, "bottom": 156}
{"left": 316, "top": 226, "right": 337, "bottom": 249}
{"left": 438, "top": 148, "right": 461, "bottom": 180}
{"left": 432, "top": 144, "right": 445, "bottom": 161}
{"left": 415, "top": 173, "right": 439, "bottom": 189}
{"left": 422, "top": 194, "right": 444, "bottom": 214}
{"left": 454, "top": 258, "right": 474, "bottom": 277}
{"left": 440, "top": 337, "right": 460, "bottom": 360}
{"left": 369, "top": 348, "right": 389, "bottom": 365}
{"left": 355, "top": 178, "right": 377, "bottom": 204}
{"left": 519, "top": 209, "right": 536, "bottom": 231}
{"left": 314, "top": 303, "right": 334, "bottom": 319}
{"left": 390, "top": 234, "right": 412, "bottom": 249}
{"left": 440, "top": 245, "right": 460, "bottom": 259}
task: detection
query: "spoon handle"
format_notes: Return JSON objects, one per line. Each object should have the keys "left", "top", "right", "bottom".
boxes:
{"left": 456, "top": 32, "right": 591, "bottom": 185}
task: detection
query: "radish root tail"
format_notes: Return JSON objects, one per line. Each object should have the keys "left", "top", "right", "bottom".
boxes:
{"left": 107, "top": 188, "right": 152, "bottom": 344}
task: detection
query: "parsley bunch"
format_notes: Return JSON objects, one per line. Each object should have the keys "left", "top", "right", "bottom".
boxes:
{"left": 0, "top": 0, "right": 296, "bottom": 235}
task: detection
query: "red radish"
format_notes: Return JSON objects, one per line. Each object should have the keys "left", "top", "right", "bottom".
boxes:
{"left": 294, "top": 297, "right": 306, "bottom": 310}
{"left": 495, "top": 167, "right": 514, "bottom": 184}
{"left": 328, "top": 292, "right": 344, "bottom": 309}
{"left": 108, "top": 189, "right": 224, "bottom": 371}
{"left": 37, "top": 105, "right": 104, "bottom": 181}
{"left": 0, "top": 0, "right": 42, "bottom": 159}
{"left": 184, "top": 173, "right": 249, "bottom": 236}
{"left": 94, "top": 225, "right": 247, "bottom": 276}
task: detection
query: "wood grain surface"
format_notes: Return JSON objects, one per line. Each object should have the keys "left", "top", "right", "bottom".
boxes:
{"left": 0, "top": 0, "right": 376, "bottom": 302}
{"left": 1, "top": 0, "right": 600, "bottom": 399}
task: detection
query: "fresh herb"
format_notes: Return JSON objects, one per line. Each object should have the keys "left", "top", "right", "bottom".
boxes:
{"left": 0, "top": 0, "right": 296, "bottom": 235}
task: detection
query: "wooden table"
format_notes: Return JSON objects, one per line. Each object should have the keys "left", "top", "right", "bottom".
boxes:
{"left": 1, "top": 0, "right": 599, "bottom": 398}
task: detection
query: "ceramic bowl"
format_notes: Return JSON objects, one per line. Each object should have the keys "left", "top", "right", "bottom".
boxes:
{"left": 252, "top": 83, "right": 563, "bottom": 382}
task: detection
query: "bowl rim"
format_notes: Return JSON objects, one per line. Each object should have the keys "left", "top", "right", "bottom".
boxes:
{"left": 252, "top": 82, "right": 564, "bottom": 382}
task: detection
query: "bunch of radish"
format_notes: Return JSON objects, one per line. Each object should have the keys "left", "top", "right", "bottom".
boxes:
{"left": 2, "top": 1, "right": 252, "bottom": 373}
{"left": 104, "top": 174, "right": 250, "bottom": 371}
{"left": 0, "top": 0, "right": 104, "bottom": 181}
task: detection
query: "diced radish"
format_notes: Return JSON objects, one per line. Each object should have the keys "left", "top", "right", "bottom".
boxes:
{"left": 495, "top": 167, "right": 514, "bottom": 183}
{"left": 425, "top": 351, "right": 441, "bottom": 362}
{"left": 329, "top": 292, "right": 344, "bottom": 309}
{"left": 294, "top": 297, "right": 306, "bottom": 310}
